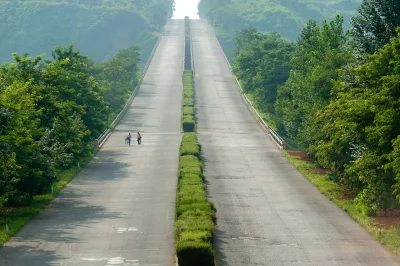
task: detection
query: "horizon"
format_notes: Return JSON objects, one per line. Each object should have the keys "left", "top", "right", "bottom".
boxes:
{"left": 172, "top": 0, "right": 200, "bottom": 19}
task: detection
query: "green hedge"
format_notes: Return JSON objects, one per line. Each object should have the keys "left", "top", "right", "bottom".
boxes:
{"left": 183, "top": 106, "right": 195, "bottom": 116}
{"left": 182, "top": 70, "right": 195, "bottom": 132}
{"left": 175, "top": 133, "right": 216, "bottom": 266}
{"left": 176, "top": 241, "right": 215, "bottom": 266}
{"left": 180, "top": 132, "right": 201, "bottom": 157}
{"left": 182, "top": 116, "right": 195, "bottom": 132}
{"left": 175, "top": 18, "right": 216, "bottom": 266}
{"left": 183, "top": 97, "right": 194, "bottom": 107}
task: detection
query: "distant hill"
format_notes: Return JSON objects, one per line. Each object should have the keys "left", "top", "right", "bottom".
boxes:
{"left": 0, "top": 0, "right": 174, "bottom": 63}
{"left": 198, "top": 0, "right": 361, "bottom": 55}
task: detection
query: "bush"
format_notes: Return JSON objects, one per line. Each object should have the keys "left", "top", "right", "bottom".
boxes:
{"left": 183, "top": 97, "right": 194, "bottom": 107}
{"left": 175, "top": 215, "right": 215, "bottom": 234}
{"left": 176, "top": 241, "right": 215, "bottom": 266}
{"left": 183, "top": 106, "right": 195, "bottom": 116}
{"left": 179, "top": 173, "right": 203, "bottom": 185}
{"left": 180, "top": 142, "right": 200, "bottom": 157}
{"left": 176, "top": 202, "right": 215, "bottom": 218}
{"left": 182, "top": 115, "right": 195, "bottom": 132}
{"left": 180, "top": 230, "right": 213, "bottom": 243}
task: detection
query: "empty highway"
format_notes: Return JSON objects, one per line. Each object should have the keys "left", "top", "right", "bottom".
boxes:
{"left": 0, "top": 20, "right": 183, "bottom": 266}
{"left": 191, "top": 19, "right": 399, "bottom": 266}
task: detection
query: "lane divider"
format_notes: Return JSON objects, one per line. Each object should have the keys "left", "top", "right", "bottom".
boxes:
{"left": 174, "top": 17, "right": 217, "bottom": 266}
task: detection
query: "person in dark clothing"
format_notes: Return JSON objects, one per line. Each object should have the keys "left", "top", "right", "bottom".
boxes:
{"left": 137, "top": 131, "right": 141, "bottom": 145}
{"left": 126, "top": 133, "right": 131, "bottom": 145}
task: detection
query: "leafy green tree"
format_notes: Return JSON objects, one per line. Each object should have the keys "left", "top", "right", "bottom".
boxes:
{"left": 313, "top": 31, "right": 400, "bottom": 215}
{"left": 351, "top": 0, "right": 400, "bottom": 54}
{"left": 276, "top": 16, "right": 350, "bottom": 142}
{"left": 233, "top": 30, "right": 294, "bottom": 115}
{"left": 90, "top": 45, "right": 141, "bottom": 116}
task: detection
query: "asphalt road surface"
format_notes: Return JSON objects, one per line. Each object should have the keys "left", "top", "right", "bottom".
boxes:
{"left": 191, "top": 19, "right": 400, "bottom": 266}
{"left": 0, "top": 20, "right": 184, "bottom": 266}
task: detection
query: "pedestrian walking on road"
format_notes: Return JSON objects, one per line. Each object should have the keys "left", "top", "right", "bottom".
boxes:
{"left": 126, "top": 133, "right": 131, "bottom": 145}
{"left": 137, "top": 131, "right": 142, "bottom": 145}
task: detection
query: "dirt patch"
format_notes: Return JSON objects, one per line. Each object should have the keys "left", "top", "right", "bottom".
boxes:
{"left": 286, "top": 150, "right": 314, "bottom": 162}
{"left": 0, "top": 207, "right": 24, "bottom": 213}
{"left": 310, "top": 168, "right": 328, "bottom": 175}
{"left": 339, "top": 187, "right": 354, "bottom": 201}
{"left": 373, "top": 209, "right": 400, "bottom": 229}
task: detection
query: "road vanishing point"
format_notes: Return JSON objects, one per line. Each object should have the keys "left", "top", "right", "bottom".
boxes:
{"left": 0, "top": 19, "right": 399, "bottom": 266}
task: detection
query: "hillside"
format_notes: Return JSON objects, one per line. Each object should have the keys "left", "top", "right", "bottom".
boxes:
{"left": 0, "top": 0, "right": 174, "bottom": 63}
{"left": 198, "top": 0, "right": 361, "bottom": 55}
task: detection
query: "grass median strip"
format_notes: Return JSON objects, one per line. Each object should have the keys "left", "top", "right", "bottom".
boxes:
{"left": 175, "top": 17, "right": 217, "bottom": 266}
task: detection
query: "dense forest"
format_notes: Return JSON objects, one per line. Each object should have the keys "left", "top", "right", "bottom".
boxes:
{"left": 198, "top": 0, "right": 361, "bottom": 57}
{"left": 0, "top": 0, "right": 174, "bottom": 64}
{"left": 0, "top": 0, "right": 174, "bottom": 206}
{"left": 231, "top": 0, "right": 400, "bottom": 216}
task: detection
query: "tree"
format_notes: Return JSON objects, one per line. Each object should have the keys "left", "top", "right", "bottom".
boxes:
{"left": 351, "top": 0, "right": 400, "bottom": 54}
{"left": 275, "top": 16, "right": 350, "bottom": 141}
{"left": 314, "top": 31, "right": 400, "bottom": 215}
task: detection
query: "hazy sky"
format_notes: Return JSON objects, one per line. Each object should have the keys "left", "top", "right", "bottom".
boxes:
{"left": 173, "top": 0, "right": 200, "bottom": 19}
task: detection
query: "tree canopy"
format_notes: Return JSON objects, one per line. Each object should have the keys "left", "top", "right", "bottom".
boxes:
{"left": 198, "top": 0, "right": 361, "bottom": 56}
{"left": 0, "top": 0, "right": 174, "bottom": 63}
{"left": 0, "top": 43, "right": 141, "bottom": 204}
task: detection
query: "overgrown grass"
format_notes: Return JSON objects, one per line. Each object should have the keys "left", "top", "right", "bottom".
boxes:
{"left": 0, "top": 151, "right": 95, "bottom": 246}
{"left": 284, "top": 151, "right": 400, "bottom": 257}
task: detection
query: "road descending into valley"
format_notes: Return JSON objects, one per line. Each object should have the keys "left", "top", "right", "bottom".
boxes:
{"left": 191, "top": 19, "right": 400, "bottom": 266}
{"left": 0, "top": 20, "right": 183, "bottom": 266}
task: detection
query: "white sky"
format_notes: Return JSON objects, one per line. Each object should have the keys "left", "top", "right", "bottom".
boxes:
{"left": 173, "top": 0, "right": 200, "bottom": 19}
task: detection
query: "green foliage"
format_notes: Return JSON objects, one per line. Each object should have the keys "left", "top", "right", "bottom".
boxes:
{"left": 276, "top": 16, "right": 350, "bottom": 141}
{"left": 182, "top": 116, "right": 196, "bottom": 132}
{"left": 182, "top": 70, "right": 196, "bottom": 132}
{"left": 185, "top": 16, "right": 192, "bottom": 70}
{"left": 231, "top": 2, "right": 400, "bottom": 217}
{"left": 0, "top": 152, "right": 93, "bottom": 246}
{"left": 90, "top": 45, "right": 141, "bottom": 117}
{"left": 312, "top": 32, "right": 400, "bottom": 212}
{"left": 180, "top": 133, "right": 201, "bottom": 157}
{"left": 199, "top": 0, "right": 360, "bottom": 57}
{"left": 351, "top": 0, "right": 400, "bottom": 54}
{"left": 0, "top": 0, "right": 173, "bottom": 64}
{"left": 176, "top": 241, "right": 215, "bottom": 266}
{"left": 0, "top": 43, "right": 139, "bottom": 205}
{"left": 176, "top": 61, "right": 216, "bottom": 265}
{"left": 233, "top": 30, "right": 294, "bottom": 116}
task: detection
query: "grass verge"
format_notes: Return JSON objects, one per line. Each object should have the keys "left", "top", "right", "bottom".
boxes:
{"left": 284, "top": 151, "right": 400, "bottom": 257}
{"left": 0, "top": 151, "right": 95, "bottom": 246}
